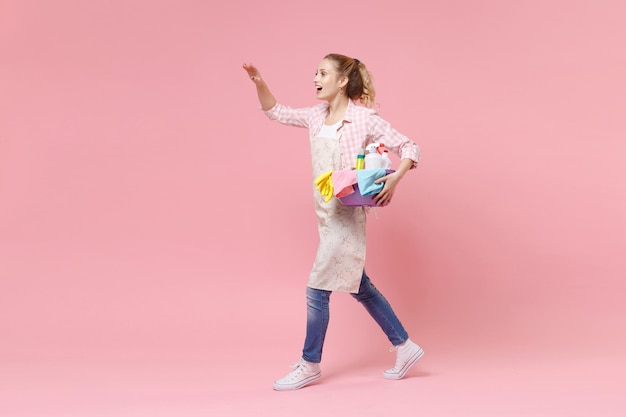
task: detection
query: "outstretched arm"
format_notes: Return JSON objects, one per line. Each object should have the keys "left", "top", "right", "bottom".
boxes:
{"left": 243, "top": 63, "right": 277, "bottom": 111}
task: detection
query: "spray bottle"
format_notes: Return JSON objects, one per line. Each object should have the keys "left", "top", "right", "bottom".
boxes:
{"left": 364, "top": 143, "right": 383, "bottom": 169}
{"left": 381, "top": 149, "right": 392, "bottom": 170}
{"left": 376, "top": 143, "right": 393, "bottom": 170}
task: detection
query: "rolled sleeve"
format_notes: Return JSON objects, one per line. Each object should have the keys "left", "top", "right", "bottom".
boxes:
{"left": 369, "top": 115, "right": 420, "bottom": 168}
{"left": 399, "top": 141, "right": 420, "bottom": 168}
{"left": 262, "top": 103, "right": 280, "bottom": 118}
{"left": 263, "top": 103, "right": 313, "bottom": 129}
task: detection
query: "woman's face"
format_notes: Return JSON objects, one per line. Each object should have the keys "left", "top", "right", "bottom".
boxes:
{"left": 313, "top": 59, "right": 346, "bottom": 101}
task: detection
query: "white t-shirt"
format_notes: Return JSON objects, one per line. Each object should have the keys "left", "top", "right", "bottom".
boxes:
{"left": 317, "top": 120, "right": 342, "bottom": 138}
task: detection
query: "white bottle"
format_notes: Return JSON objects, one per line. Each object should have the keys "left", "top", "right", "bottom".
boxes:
{"left": 364, "top": 144, "right": 383, "bottom": 169}
{"left": 381, "top": 150, "right": 392, "bottom": 170}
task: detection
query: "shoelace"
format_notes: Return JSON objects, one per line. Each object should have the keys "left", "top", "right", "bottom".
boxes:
{"left": 389, "top": 345, "right": 404, "bottom": 370}
{"left": 283, "top": 361, "right": 307, "bottom": 380}
{"left": 287, "top": 360, "right": 308, "bottom": 374}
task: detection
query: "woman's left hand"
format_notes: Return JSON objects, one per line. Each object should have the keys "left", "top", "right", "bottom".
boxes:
{"left": 373, "top": 171, "right": 401, "bottom": 206}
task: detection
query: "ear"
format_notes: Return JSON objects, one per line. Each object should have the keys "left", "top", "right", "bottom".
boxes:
{"left": 338, "top": 76, "right": 349, "bottom": 88}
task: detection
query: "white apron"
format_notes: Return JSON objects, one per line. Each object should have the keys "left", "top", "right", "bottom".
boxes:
{"left": 307, "top": 128, "right": 366, "bottom": 293}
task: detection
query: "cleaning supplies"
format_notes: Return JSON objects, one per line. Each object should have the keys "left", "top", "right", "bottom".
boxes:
{"left": 381, "top": 150, "right": 392, "bottom": 170}
{"left": 314, "top": 170, "right": 334, "bottom": 202}
{"left": 364, "top": 143, "right": 383, "bottom": 169}
{"left": 356, "top": 168, "right": 387, "bottom": 196}
{"left": 355, "top": 148, "right": 365, "bottom": 170}
{"left": 332, "top": 170, "right": 358, "bottom": 198}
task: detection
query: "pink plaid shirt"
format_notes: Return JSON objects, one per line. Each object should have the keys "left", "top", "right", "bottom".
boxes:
{"left": 264, "top": 100, "right": 420, "bottom": 170}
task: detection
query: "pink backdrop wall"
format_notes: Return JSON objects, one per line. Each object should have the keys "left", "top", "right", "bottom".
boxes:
{"left": 1, "top": 0, "right": 625, "bottom": 415}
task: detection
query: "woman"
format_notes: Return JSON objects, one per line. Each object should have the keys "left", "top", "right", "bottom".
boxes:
{"left": 243, "top": 54, "right": 423, "bottom": 391}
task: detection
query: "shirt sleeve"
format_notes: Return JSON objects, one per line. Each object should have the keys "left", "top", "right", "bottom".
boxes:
{"left": 368, "top": 114, "right": 420, "bottom": 168}
{"left": 263, "top": 103, "right": 312, "bottom": 129}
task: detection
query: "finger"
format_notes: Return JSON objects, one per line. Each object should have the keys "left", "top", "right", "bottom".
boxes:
{"left": 375, "top": 192, "right": 391, "bottom": 206}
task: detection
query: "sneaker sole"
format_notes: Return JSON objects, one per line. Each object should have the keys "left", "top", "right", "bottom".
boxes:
{"left": 273, "top": 372, "right": 321, "bottom": 391}
{"left": 383, "top": 347, "right": 424, "bottom": 380}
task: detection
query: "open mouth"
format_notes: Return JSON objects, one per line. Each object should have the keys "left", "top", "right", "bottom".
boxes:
{"left": 316, "top": 86, "right": 322, "bottom": 92}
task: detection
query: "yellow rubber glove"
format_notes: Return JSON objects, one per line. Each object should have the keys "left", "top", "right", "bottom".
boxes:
{"left": 314, "top": 170, "right": 334, "bottom": 202}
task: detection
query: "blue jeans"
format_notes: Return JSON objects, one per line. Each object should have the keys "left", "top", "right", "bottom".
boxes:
{"left": 302, "top": 270, "right": 409, "bottom": 363}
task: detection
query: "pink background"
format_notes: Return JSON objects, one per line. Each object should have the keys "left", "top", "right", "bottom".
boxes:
{"left": 1, "top": 0, "right": 625, "bottom": 416}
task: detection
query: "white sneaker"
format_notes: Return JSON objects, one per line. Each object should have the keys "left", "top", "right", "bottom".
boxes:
{"left": 383, "top": 339, "right": 424, "bottom": 380}
{"left": 273, "top": 359, "right": 321, "bottom": 391}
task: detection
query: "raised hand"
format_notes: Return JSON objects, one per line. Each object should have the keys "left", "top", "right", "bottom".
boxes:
{"left": 242, "top": 62, "right": 276, "bottom": 110}
{"left": 243, "top": 63, "right": 263, "bottom": 85}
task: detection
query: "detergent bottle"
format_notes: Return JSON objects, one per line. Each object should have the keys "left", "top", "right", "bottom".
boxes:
{"left": 355, "top": 148, "right": 365, "bottom": 170}
{"left": 381, "top": 150, "right": 392, "bottom": 170}
{"left": 364, "top": 143, "right": 383, "bottom": 169}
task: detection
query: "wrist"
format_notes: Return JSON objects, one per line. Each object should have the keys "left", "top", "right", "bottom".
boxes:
{"left": 395, "top": 159, "right": 412, "bottom": 178}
